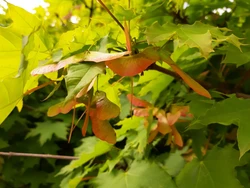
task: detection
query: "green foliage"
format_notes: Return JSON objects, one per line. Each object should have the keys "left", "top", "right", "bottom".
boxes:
{"left": 64, "top": 62, "right": 105, "bottom": 102}
{"left": 176, "top": 146, "right": 243, "bottom": 188}
{"left": 190, "top": 97, "right": 250, "bottom": 158}
{"left": 93, "top": 160, "right": 176, "bottom": 188}
{"left": 1, "top": 0, "right": 250, "bottom": 187}
{"left": 26, "top": 121, "right": 69, "bottom": 145}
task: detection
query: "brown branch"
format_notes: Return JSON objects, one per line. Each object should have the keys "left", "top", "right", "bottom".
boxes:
{"left": 88, "top": 0, "right": 94, "bottom": 25}
{"left": 97, "top": 0, "right": 124, "bottom": 31}
{"left": 148, "top": 63, "right": 181, "bottom": 79}
{"left": 236, "top": 92, "right": 250, "bottom": 99}
{"left": 0, "top": 152, "right": 79, "bottom": 160}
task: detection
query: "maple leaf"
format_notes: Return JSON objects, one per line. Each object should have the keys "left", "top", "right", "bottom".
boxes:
{"left": 7, "top": 3, "right": 41, "bottom": 35}
{"left": 64, "top": 63, "right": 105, "bottom": 103}
{"left": 176, "top": 146, "right": 243, "bottom": 188}
{"left": 93, "top": 160, "right": 176, "bottom": 188}
{"left": 146, "top": 21, "right": 243, "bottom": 58}
{"left": 190, "top": 96, "right": 250, "bottom": 158}
{"left": 26, "top": 121, "right": 68, "bottom": 145}
{"left": 59, "top": 137, "right": 112, "bottom": 175}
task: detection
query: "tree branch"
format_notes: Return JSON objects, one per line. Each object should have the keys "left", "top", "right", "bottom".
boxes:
{"left": 0, "top": 152, "right": 79, "bottom": 160}
{"left": 148, "top": 63, "right": 180, "bottom": 79}
{"left": 88, "top": 0, "right": 94, "bottom": 25}
{"left": 97, "top": 0, "right": 124, "bottom": 31}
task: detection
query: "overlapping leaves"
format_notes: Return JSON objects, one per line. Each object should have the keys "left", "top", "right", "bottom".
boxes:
{"left": 0, "top": 3, "right": 43, "bottom": 124}
{"left": 87, "top": 91, "right": 120, "bottom": 144}
{"left": 127, "top": 94, "right": 192, "bottom": 146}
{"left": 146, "top": 21, "right": 243, "bottom": 58}
{"left": 93, "top": 160, "right": 176, "bottom": 188}
{"left": 176, "top": 146, "right": 243, "bottom": 188}
{"left": 190, "top": 97, "right": 250, "bottom": 158}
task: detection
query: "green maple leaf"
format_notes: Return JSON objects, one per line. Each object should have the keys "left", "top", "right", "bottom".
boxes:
{"left": 0, "top": 5, "right": 49, "bottom": 124}
{"left": 146, "top": 22, "right": 214, "bottom": 58}
{"left": 0, "top": 28, "right": 22, "bottom": 79}
{"left": 176, "top": 146, "right": 243, "bottom": 188}
{"left": 7, "top": 3, "right": 41, "bottom": 35}
{"left": 113, "top": 5, "right": 137, "bottom": 21}
{"left": 93, "top": 160, "right": 177, "bottom": 188}
{"left": 22, "top": 169, "right": 48, "bottom": 188}
{"left": 59, "top": 137, "right": 112, "bottom": 174}
{"left": 190, "top": 97, "right": 250, "bottom": 158}
{"left": 146, "top": 21, "right": 243, "bottom": 58}
{"left": 221, "top": 45, "right": 250, "bottom": 67}
{"left": 46, "top": 0, "right": 73, "bottom": 19}
{"left": 115, "top": 117, "right": 144, "bottom": 138}
{"left": 138, "top": 64, "right": 174, "bottom": 101}
{"left": 56, "top": 27, "right": 95, "bottom": 55}
{"left": 26, "top": 121, "right": 68, "bottom": 145}
{"left": 0, "top": 138, "right": 9, "bottom": 149}
{"left": 64, "top": 62, "right": 105, "bottom": 103}
{"left": 0, "top": 77, "right": 24, "bottom": 124}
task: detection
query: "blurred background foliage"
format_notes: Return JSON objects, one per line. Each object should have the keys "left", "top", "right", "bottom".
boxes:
{"left": 1, "top": 0, "right": 250, "bottom": 187}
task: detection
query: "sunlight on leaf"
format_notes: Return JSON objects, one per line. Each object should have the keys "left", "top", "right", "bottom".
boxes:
{"left": 0, "top": 77, "right": 23, "bottom": 124}
{"left": 0, "top": 28, "right": 22, "bottom": 79}
{"left": 7, "top": 3, "right": 41, "bottom": 35}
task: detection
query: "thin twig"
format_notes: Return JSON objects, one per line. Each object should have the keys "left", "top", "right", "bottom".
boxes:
{"left": 130, "top": 77, "right": 133, "bottom": 116}
{"left": 88, "top": 0, "right": 94, "bottom": 25}
{"left": 68, "top": 99, "right": 76, "bottom": 143}
{"left": 148, "top": 63, "right": 180, "bottom": 79}
{"left": 96, "top": 0, "right": 124, "bottom": 31}
{"left": 81, "top": 176, "right": 95, "bottom": 181}
{"left": 236, "top": 92, "right": 250, "bottom": 99}
{"left": 0, "top": 152, "right": 79, "bottom": 160}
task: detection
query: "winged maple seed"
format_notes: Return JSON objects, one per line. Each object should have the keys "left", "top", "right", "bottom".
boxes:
{"left": 127, "top": 94, "right": 193, "bottom": 147}
{"left": 31, "top": 51, "right": 131, "bottom": 76}
{"left": 105, "top": 46, "right": 211, "bottom": 99}
{"left": 83, "top": 91, "right": 120, "bottom": 144}
{"left": 47, "top": 90, "right": 119, "bottom": 144}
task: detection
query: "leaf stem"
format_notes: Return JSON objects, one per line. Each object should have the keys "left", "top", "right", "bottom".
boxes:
{"left": 0, "top": 152, "right": 79, "bottom": 160}
{"left": 97, "top": 0, "right": 124, "bottom": 31}
{"left": 68, "top": 99, "right": 76, "bottom": 143}
{"left": 130, "top": 77, "right": 133, "bottom": 116}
